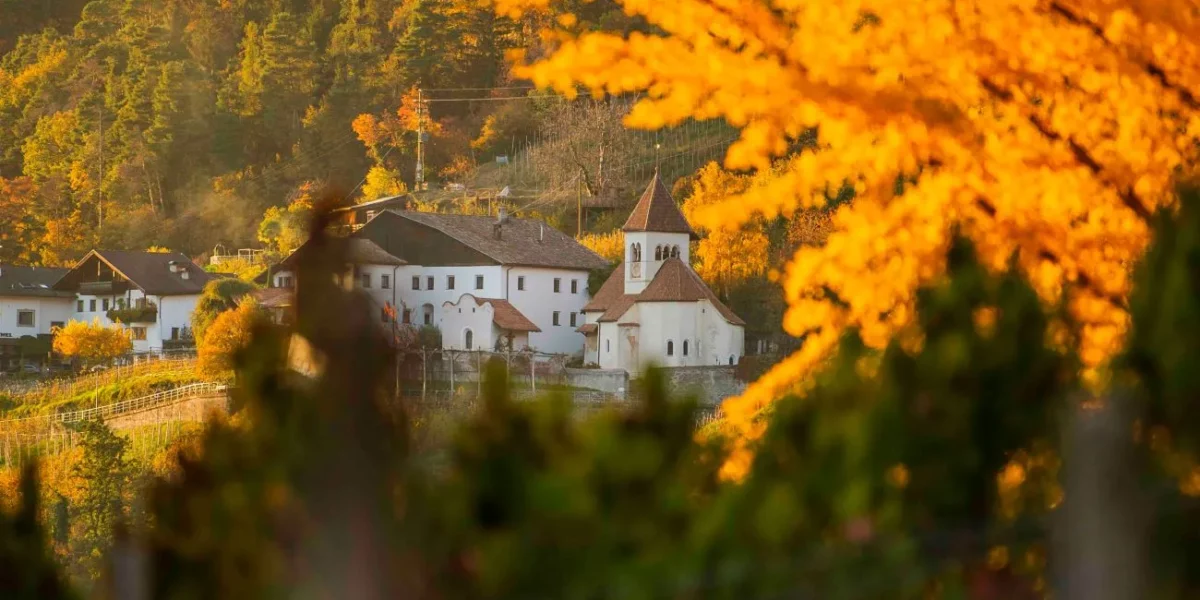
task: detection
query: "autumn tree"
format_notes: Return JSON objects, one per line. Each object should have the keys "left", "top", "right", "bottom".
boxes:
{"left": 257, "top": 182, "right": 316, "bottom": 256}
{"left": 197, "top": 298, "right": 268, "bottom": 379}
{"left": 501, "top": 0, "right": 1200, "bottom": 466}
{"left": 191, "top": 278, "right": 257, "bottom": 344}
{"left": 51, "top": 320, "right": 132, "bottom": 367}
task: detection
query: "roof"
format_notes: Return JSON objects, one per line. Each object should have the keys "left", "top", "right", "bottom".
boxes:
{"left": 621, "top": 174, "right": 699, "bottom": 240}
{"left": 0, "top": 266, "right": 71, "bottom": 298}
{"left": 576, "top": 323, "right": 597, "bottom": 334}
{"left": 62, "top": 250, "right": 214, "bottom": 296}
{"left": 251, "top": 287, "right": 294, "bottom": 309}
{"left": 385, "top": 211, "right": 609, "bottom": 270}
{"left": 582, "top": 259, "right": 745, "bottom": 325}
{"left": 280, "top": 238, "right": 406, "bottom": 268}
{"left": 454, "top": 294, "right": 542, "bottom": 332}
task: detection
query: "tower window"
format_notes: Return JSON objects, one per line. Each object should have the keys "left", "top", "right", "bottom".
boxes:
{"left": 683, "top": 340, "right": 689, "bottom": 356}
{"left": 667, "top": 340, "right": 674, "bottom": 356}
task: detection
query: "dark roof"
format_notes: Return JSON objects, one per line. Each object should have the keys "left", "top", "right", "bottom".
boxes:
{"left": 280, "top": 238, "right": 406, "bottom": 268}
{"left": 251, "top": 288, "right": 294, "bottom": 309}
{"left": 455, "top": 294, "right": 541, "bottom": 332}
{"left": 59, "top": 251, "right": 214, "bottom": 296}
{"left": 622, "top": 174, "right": 699, "bottom": 240}
{"left": 0, "top": 266, "right": 71, "bottom": 298}
{"left": 384, "top": 211, "right": 609, "bottom": 270}
{"left": 582, "top": 259, "right": 744, "bottom": 325}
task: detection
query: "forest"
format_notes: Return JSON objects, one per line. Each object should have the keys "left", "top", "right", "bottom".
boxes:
{"left": 0, "top": 0, "right": 658, "bottom": 265}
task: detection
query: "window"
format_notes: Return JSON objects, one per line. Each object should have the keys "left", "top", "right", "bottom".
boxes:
{"left": 570, "top": 312, "right": 577, "bottom": 327}
{"left": 667, "top": 340, "right": 675, "bottom": 356}
{"left": 571, "top": 279, "right": 578, "bottom": 294}
{"left": 77, "top": 300, "right": 83, "bottom": 312}
{"left": 381, "top": 275, "right": 390, "bottom": 289}
{"left": 16, "top": 310, "right": 34, "bottom": 327}
{"left": 729, "top": 355, "right": 735, "bottom": 365}
{"left": 631, "top": 243, "right": 642, "bottom": 262}
{"left": 412, "top": 276, "right": 420, "bottom": 290}
{"left": 475, "top": 275, "right": 484, "bottom": 290}
{"left": 447, "top": 275, "right": 456, "bottom": 290}
{"left": 171, "top": 327, "right": 180, "bottom": 341}
{"left": 131, "top": 327, "right": 147, "bottom": 341}
{"left": 50, "top": 321, "right": 64, "bottom": 331}
{"left": 427, "top": 276, "right": 434, "bottom": 290}
{"left": 89, "top": 299, "right": 97, "bottom": 312}
{"left": 606, "top": 339, "right": 610, "bottom": 353}
{"left": 655, "top": 246, "right": 663, "bottom": 260}
{"left": 402, "top": 309, "right": 411, "bottom": 324}
{"left": 683, "top": 340, "right": 689, "bottom": 356}
{"left": 423, "top": 304, "right": 433, "bottom": 325}
{"left": 103, "top": 298, "right": 110, "bottom": 311}
{"left": 553, "top": 278, "right": 561, "bottom": 293}
{"left": 553, "top": 311, "right": 561, "bottom": 326}
{"left": 671, "top": 245, "right": 681, "bottom": 258}
{"left": 464, "top": 329, "right": 474, "bottom": 350}
{"left": 517, "top": 276, "right": 525, "bottom": 291}
{"left": 361, "top": 273, "right": 371, "bottom": 288}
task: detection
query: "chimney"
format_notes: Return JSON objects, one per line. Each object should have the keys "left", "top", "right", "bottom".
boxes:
{"left": 497, "top": 207, "right": 507, "bottom": 223}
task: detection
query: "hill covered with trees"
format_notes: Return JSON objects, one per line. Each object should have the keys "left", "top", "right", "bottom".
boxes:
{"left": 0, "top": 0, "right": 643, "bottom": 265}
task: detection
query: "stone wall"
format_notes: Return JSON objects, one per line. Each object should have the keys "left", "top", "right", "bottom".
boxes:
{"left": 564, "top": 368, "right": 629, "bottom": 396}
{"left": 656, "top": 366, "right": 746, "bottom": 406}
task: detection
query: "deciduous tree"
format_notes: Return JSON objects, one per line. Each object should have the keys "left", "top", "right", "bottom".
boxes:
{"left": 197, "top": 298, "right": 268, "bottom": 378}
{"left": 501, "top": 0, "right": 1200, "bottom": 468}
{"left": 51, "top": 319, "right": 132, "bottom": 366}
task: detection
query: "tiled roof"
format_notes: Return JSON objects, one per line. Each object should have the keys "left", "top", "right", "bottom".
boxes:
{"left": 251, "top": 287, "right": 294, "bottom": 309}
{"left": 621, "top": 174, "right": 699, "bottom": 240}
{"left": 389, "top": 211, "right": 610, "bottom": 270}
{"left": 576, "top": 323, "right": 597, "bottom": 334}
{"left": 582, "top": 259, "right": 744, "bottom": 325}
{"left": 0, "top": 266, "right": 71, "bottom": 298}
{"left": 281, "top": 238, "right": 406, "bottom": 268}
{"left": 65, "top": 250, "right": 214, "bottom": 296}
{"left": 457, "top": 294, "right": 541, "bottom": 332}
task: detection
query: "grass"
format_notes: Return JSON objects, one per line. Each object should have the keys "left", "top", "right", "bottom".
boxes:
{"left": 1, "top": 370, "right": 203, "bottom": 419}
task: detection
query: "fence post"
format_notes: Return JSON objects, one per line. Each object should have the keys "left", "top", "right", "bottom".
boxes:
{"left": 477, "top": 351, "right": 482, "bottom": 396}
{"left": 421, "top": 348, "right": 427, "bottom": 401}
{"left": 531, "top": 351, "right": 536, "bottom": 395}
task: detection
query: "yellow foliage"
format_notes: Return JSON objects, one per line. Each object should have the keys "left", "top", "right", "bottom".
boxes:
{"left": 145, "top": 246, "right": 172, "bottom": 253}
{"left": 360, "top": 166, "right": 408, "bottom": 201}
{"left": 682, "top": 163, "right": 769, "bottom": 290}
{"left": 577, "top": 230, "right": 623, "bottom": 263}
{"left": 52, "top": 319, "right": 133, "bottom": 364}
{"left": 197, "top": 299, "right": 267, "bottom": 378}
{"left": 508, "top": 0, "right": 1200, "bottom": 477}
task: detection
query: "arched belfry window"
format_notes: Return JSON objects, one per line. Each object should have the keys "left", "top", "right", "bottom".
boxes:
{"left": 670, "top": 245, "right": 680, "bottom": 258}
{"left": 631, "top": 243, "right": 642, "bottom": 262}
{"left": 652, "top": 246, "right": 660, "bottom": 260}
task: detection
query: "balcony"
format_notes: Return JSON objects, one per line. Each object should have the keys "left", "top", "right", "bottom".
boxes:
{"left": 106, "top": 302, "right": 158, "bottom": 324}
{"left": 80, "top": 280, "right": 129, "bottom": 295}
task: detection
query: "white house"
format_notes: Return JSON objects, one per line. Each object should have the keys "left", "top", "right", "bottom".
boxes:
{"left": 0, "top": 266, "right": 74, "bottom": 370}
{"left": 580, "top": 175, "right": 745, "bottom": 372}
{"left": 52, "top": 250, "right": 215, "bottom": 353}
{"left": 273, "top": 210, "right": 610, "bottom": 355}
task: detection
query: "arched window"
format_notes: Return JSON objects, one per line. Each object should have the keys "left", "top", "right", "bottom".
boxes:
{"left": 654, "top": 246, "right": 662, "bottom": 260}
{"left": 670, "top": 245, "right": 680, "bottom": 258}
{"left": 667, "top": 340, "right": 674, "bottom": 356}
{"left": 683, "top": 340, "right": 689, "bottom": 356}
{"left": 729, "top": 355, "right": 735, "bottom": 365}
{"left": 464, "top": 328, "right": 474, "bottom": 350}
{"left": 631, "top": 243, "right": 642, "bottom": 262}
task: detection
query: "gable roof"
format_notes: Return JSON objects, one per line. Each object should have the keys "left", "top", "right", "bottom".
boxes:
{"left": 622, "top": 174, "right": 699, "bottom": 240}
{"left": 581, "top": 259, "right": 744, "bottom": 325}
{"left": 380, "top": 211, "right": 609, "bottom": 270}
{"left": 0, "top": 266, "right": 72, "bottom": 298}
{"left": 280, "top": 238, "right": 406, "bottom": 269}
{"left": 58, "top": 250, "right": 214, "bottom": 296}
{"left": 452, "top": 294, "right": 542, "bottom": 332}
{"left": 251, "top": 287, "right": 294, "bottom": 309}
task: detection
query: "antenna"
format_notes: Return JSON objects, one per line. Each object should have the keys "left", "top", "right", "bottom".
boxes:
{"left": 415, "top": 87, "right": 426, "bottom": 191}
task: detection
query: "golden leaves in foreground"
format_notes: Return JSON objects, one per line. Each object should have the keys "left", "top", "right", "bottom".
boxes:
{"left": 503, "top": 0, "right": 1200, "bottom": 479}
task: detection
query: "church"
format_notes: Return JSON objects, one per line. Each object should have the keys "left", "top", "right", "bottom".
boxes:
{"left": 579, "top": 175, "right": 745, "bottom": 372}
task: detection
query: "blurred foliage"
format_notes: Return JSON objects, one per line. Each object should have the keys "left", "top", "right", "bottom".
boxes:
{"left": 11, "top": 189, "right": 1200, "bottom": 596}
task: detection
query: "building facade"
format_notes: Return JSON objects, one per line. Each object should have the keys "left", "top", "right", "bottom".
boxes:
{"left": 580, "top": 175, "right": 745, "bottom": 373}
{"left": 0, "top": 266, "right": 74, "bottom": 370}
{"left": 53, "top": 250, "right": 214, "bottom": 353}
{"left": 273, "top": 210, "right": 610, "bottom": 355}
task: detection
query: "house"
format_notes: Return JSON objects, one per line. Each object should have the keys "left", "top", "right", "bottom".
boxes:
{"left": 0, "top": 266, "right": 74, "bottom": 370}
{"left": 579, "top": 175, "right": 745, "bottom": 372}
{"left": 272, "top": 210, "right": 610, "bottom": 355}
{"left": 53, "top": 250, "right": 215, "bottom": 353}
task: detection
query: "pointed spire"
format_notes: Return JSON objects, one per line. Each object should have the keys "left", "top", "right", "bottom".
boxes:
{"left": 621, "top": 174, "right": 699, "bottom": 240}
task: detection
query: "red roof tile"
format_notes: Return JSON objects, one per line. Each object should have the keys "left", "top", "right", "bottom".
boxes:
{"left": 581, "top": 259, "right": 744, "bottom": 325}
{"left": 621, "top": 174, "right": 699, "bottom": 240}
{"left": 458, "top": 295, "right": 542, "bottom": 332}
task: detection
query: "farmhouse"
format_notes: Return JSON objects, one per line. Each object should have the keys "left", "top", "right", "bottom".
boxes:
{"left": 0, "top": 265, "right": 74, "bottom": 370}
{"left": 53, "top": 250, "right": 215, "bottom": 353}
{"left": 580, "top": 175, "right": 745, "bottom": 372}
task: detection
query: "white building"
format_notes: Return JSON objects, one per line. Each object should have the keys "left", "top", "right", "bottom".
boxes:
{"left": 273, "top": 211, "right": 610, "bottom": 355}
{"left": 579, "top": 175, "right": 745, "bottom": 372}
{"left": 0, "top": 266, "right": 74, "bottom": 370}
{"left": 53, "top": 250, "right": 215, "bottom": 353}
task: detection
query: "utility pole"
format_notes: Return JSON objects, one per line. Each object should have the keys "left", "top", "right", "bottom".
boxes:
{"left": 415, "top": 87, "right": 425, "bottom": 192}
{"left": 576, "top": 174, "right": 583, "bottom": 236}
